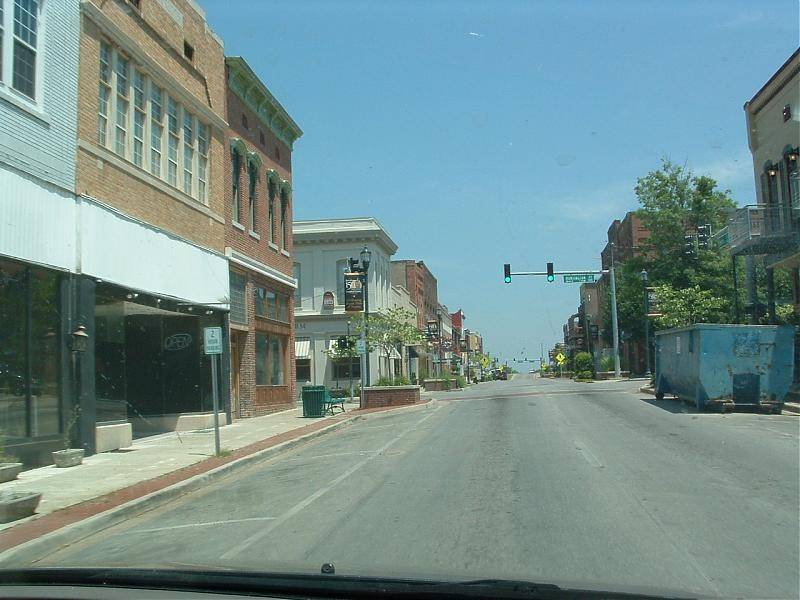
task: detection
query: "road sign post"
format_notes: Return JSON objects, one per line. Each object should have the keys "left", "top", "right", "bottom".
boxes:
{"left": 203, "top": 326, "right": 223, "bottom": 457}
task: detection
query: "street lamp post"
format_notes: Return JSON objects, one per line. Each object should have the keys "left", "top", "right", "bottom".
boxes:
{"left": 358, "top": 246, "right": 372, "bottom": 388}
{"left": 641, "top": 269, "right": 652, "bottom": 379}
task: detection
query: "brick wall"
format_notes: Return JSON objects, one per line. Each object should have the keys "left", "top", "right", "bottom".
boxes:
{"left": 77, "top": 1, "right": 227, "bottom": 252}
{"left": 363, "top": 386, "right": 420, "bottom": 409}
{"left": 224, "top": 91, "right": 294, "bottom": 272}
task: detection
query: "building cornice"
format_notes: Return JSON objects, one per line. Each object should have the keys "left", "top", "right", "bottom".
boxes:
{"left": 226, "top": 56, "right": 303, "bottom": 149}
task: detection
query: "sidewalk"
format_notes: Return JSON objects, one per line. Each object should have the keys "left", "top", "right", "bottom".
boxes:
{"left": 0, "top": 397, "right": 433, "bottom": 542}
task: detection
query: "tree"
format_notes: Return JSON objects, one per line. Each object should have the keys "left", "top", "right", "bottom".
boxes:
{"left": 651, "top": 285, "right": 727, "bottom": 330}
{"left": 602, "top": 160, "right": 740, "bottom": 344}
{"left": 350, "top": 307, "right": 423, "bottom": 380}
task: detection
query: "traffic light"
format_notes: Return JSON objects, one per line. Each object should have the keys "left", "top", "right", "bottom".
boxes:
{"left": 683, "top": 235, "right": 696, "bottom": 257}
{"left": 503, "top": 263, "right": 512, "bottom": 284}
{"left": 546, "top": 262, "right": 555, "bottom": 282}
{"left": 697, "top": 224, "right": 711, "bottom": 249}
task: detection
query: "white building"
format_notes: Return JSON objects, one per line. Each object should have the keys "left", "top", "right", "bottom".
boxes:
{"left": 293, "top": 218, "right": 398, "bottom": 390}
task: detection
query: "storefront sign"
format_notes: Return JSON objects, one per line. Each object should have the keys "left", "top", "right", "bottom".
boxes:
{"left": 322, "top": 291, "right": 335, "bottom": 310}
{"left": 203, "top": 327, "right": 223, "bottom": 355}
{"left": 344, "top": 273, "right": 364, "bottom": 312}
{"left": 165, "top": 333, "right": 192, "bottom": 351}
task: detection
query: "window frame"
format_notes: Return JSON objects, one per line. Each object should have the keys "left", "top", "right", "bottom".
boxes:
{"left": 0, "top": 0, "right": 42, "bottom": 104}
{"left": 231, "top": 147, "right": 242, "bottom": 225}
{"left": 248, "top": 160, "right": 258, "bottom": 233}
{"left": 95, "top": 40, "right": 211, "bottom": 204}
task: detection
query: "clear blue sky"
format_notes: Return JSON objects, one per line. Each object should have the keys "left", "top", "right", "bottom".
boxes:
{"left": 204, "top": 0, "right": 798, "bottom": 362}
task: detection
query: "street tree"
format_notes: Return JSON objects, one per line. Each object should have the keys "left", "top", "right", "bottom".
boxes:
{"left": 350, "top": 307, "right": 423, "bottom": 380}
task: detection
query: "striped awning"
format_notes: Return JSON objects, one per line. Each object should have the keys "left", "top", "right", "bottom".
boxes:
{"left": 295, "top": 338, "right": 310, "bottom": 359}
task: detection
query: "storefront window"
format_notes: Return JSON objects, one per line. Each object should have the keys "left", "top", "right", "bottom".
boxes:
{"left": 0, "top": 260, "right": 61, "bottom": 440}
{"left": 94, "top": 283, "right": 222, "bottom": 433}
{"left": 0, "top": 260, "right": 29, "bottom": 438}
{"left": 333, "top": 358, "right": 360, "bottom": 381}
{"left": 267, "top": 291, "right": 277, "bottom": 319}
{"left": 256, "top": 332, "right": 286, "bottom": 386}
{"left": 295, "top": 358, "right": 311, "bottom": 381}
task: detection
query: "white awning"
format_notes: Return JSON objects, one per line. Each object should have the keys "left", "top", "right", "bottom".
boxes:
{"left": 295, "top": 338, "right": 310, "bottom": 359}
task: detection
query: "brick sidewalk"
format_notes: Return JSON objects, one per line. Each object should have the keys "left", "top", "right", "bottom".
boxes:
{"left": 0, "top": 398, "right": 433, "bottom": 556}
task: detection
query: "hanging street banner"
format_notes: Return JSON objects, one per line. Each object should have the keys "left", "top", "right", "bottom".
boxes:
{"left": 563, "top": 274, "right": 595, "bottom": 283}
{"left": 646, "top": 287, "right": 662, "bottom": 317}
{"left": 344, "top": 272, "right": 364, "bottom": 312}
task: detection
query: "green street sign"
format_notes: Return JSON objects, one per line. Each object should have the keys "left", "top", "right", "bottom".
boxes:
{"left": 563, "top": 274, "right": 595, "bottom": 283}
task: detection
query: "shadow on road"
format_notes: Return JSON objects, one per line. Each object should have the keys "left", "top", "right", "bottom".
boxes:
{"left": 641, "top": 397, "right": 701, "bottom": 414}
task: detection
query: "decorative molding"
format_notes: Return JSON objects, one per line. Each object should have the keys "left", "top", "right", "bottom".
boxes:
{"left": 225, "top": 57, "right": 303, "bottom": 149}
{"left": 232, "top": 220, "right": 245, "bottom": 231}
{"left": 279, "top": 179, "right": 292, "bottom": 195}
{"left": 266, "top": 169, "right": 280, "bottom": 185}
{"left": 229, "top": 137, "right": 247, "bottom": 156}
{"left": 247, "top": 151, "right": 263, "bottom": 169}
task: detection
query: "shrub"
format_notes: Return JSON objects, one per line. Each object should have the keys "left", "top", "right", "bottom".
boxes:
{"left": 456, "top": 375, "right": 467, "bottom": 388}
{"left": 393, "top": 375, "right": 410, "bottom": 386}
{"left": 574, "top": 352, "right": 593, "bottom": 373}
{"left": 375, "top": 376, "right": 393, "bottom": 387}
{"left": 574, "top": 370, "right": 593, "bottom": 381}
{"left": 600, "top": 356, "right": 615, "bottom": 372}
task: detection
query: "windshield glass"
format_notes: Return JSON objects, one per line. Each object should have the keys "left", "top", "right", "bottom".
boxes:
{"left": 0, "top": 1, "right": 798, "bottom": 598}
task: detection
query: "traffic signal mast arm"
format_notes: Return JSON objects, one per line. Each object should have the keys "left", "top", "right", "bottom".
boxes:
{"left": 509, "top": 269, "right": 608, "bottom": 276}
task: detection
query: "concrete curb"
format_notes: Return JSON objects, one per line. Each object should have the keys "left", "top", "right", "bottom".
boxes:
{"left": 0, "top": 398, "right": 441, "bottom": 566}
{"left": 640, "top": 386, "right": 656, "bottom": 396}
{"left": 782, "top": 403, "right": 800, "bottom": 415}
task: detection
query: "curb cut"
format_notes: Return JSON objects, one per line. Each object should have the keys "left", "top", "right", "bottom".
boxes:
{"left": 0, "top": 397, "right": 439, "bottom": 566}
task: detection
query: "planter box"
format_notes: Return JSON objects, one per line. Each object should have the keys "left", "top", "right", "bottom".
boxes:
{"left": 423, "top": 379, "right": 453, "bottom": 392}
{"left": 0, "top": 463, "right": 23, "bottom": 483}
{"left": 363, "top": 385, "right": 420, "bottom": 409}
{"left": 0, "top": 491, "right": 41, "bottom": 523}
{"left": 53, "top": 448, "right": 84, "bottom": 468}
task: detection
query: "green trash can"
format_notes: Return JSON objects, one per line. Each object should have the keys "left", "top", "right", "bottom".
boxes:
{"left": 302, "top": 386, "right": 325, "bottom": 417}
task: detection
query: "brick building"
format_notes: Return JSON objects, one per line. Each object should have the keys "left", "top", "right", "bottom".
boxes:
{"left": 390, "top": 260, "right": 439, "bottom": 331}
{"left": 224, "top": 56, "right": 302, "bottom": 417}
{"left": 599, "top": 211, "right": 651, "bottom": 374}
{"left": 74, "top": 0, "right": 231, "bottom": 447}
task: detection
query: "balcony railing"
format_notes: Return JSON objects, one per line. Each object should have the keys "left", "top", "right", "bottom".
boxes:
{"left": 719, "top": 205, "right": 799, "bottom": 256}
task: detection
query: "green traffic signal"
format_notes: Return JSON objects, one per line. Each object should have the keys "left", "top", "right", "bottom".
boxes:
{"left": 503, "top": 263, "right": 512, "bottom": 284}
{"left": 546, "top": 262, "right": 554, "bottom": 282}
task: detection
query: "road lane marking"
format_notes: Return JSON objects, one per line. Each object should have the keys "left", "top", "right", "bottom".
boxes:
{"left": 134, "top": 517, "right": 277, "bottom": 533}
{"left": 219, "top": 408, "right": 440, "bottom": 560}
{"left": 574, "top": 441, "right": 604, "bottom": 468}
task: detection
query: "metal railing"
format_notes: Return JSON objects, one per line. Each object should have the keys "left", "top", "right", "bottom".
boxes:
{"left": 725, "top": 205, "right": 799, "bottom": 252}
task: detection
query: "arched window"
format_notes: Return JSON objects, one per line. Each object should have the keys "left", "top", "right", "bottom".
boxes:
{"left": 248, "top": 161, "right": 258, "bottom": 232}
{"left": 268, "top": 177, "right": 276, "bottom": 244}
{"left": 231, "top": 148, "right": 242, "bottom": 224}
{"left": 280, "top": 189, "right": 289, "bottom": 249}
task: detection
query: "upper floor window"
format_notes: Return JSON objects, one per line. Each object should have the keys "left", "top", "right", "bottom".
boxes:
{"left": 0, "top": 0, "right": 39, "bottom": 101}
{"left": 248, "top": 162, "right": 258, "bottom": 232}
{"left": 229, "top": 271, "right": 247, "bottom": 324}
{"left": 231, "top": 147, "right": 242, "bottom": 224}
{"left": 268, "top": 178, "right": 276, "bottom": 244}
{"left": 280, "top": 189, "right": 289, "bottom": 249}
{"left": 96, "top": 41, "right": 210, "bottom": 203}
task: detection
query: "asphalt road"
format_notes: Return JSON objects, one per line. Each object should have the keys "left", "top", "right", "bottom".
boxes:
{"left": 32, "top": 376, "right": 800, "bottom": 598}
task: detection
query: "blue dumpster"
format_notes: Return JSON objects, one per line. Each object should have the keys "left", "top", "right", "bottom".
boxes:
{"left": 654, "top": 324, "right": 795, "bottom": 413}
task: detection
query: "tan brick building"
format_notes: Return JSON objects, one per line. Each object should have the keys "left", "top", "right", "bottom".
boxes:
{"left": 224, "top": 57, "right": 302, "bottom": 416}
{"left": 74, "top": 0, "right": 232, "bottom": 447}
